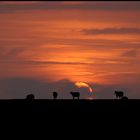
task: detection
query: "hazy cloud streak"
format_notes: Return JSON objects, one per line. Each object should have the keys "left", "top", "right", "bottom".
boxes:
{"left": 82, "top": 28, "right": 140, "bottom": 35}
{"left": 0, "top": 1, "right": 140, "bottom": 13}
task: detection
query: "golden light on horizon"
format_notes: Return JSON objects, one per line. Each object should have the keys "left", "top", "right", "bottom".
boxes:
{"left": 86, "top": 97, "right": 95, "bottom": 100}
{"left": 75, "top": 81, "right": 93, "bottom": 93}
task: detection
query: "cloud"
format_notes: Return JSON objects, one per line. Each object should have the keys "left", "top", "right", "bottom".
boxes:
{"left": 121, "top": 50, "right": 138, "bottom": 58}
{"left": 0, "top": 46, "right": 28, "bottom": 61}
{"left": 0, "top": 2, "right": 140, "bottom": 13}
{"left": 82, "top": 28, "right": 140, "bottom": 35}
{"left": 0, "top": 58, "right": 134, "bottom": 66}
{"left": 39, "top": 38, "right": 140, "bottom": 50}
{"left": 0, "top": 77, "right": 92, "bottom": 99}
{"left": 0, "top": 75, "right": 140, "bottom": 99}
{"left": 0, "top": 60, "right": 91, "bottom": 65}
{"left": 93, "top": 81, "right": 140, "bottom": 99}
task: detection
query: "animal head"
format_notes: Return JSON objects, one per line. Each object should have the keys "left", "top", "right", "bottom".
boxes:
{"left": 114, "top": 91, "right": 123, "bottom": 93}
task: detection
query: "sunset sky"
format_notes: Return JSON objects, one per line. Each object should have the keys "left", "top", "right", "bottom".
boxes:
{"left": 0, "top": 1, "right": 140, "bottom": 99}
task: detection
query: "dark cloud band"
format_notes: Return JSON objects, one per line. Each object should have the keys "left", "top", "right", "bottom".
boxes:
{"left": 82, "top": 28, "right": 140, "bottom": 35}
{"left": 0, "top": 2, "right": 140, "bottom": 13}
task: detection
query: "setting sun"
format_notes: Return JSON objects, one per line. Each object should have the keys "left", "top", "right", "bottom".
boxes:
{"left": 75, "top": 82, "right": 93, "bottom": 93}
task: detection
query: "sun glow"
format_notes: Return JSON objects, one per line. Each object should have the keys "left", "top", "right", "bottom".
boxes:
{"left": 75, "top": 81, "right": 93, "bottom": 93}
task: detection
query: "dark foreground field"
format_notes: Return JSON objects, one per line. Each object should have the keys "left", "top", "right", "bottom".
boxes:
{"left": 0, "top": 99, "right": 140, "bottom": 127}
{"left": 0, "top": 99, "right": 140, "bottom": 115}
{"left": 0, "top": 100, "right": 138, "bottom": 135}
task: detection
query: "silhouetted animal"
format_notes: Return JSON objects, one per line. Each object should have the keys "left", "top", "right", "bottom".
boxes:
{"left": 114, "top": 91, "right": 124, "bottom": 99}
{"left": 121, "top": 96, "right": 128, "bottom": 100}
{"left": 26, "top": 94, "right": 35, "bottom": 100}
{"left": 70, "top": 92, "right": 80, "bottom": 100}
{"left": 53, "top": 92, "right": 58, "bottom": 99}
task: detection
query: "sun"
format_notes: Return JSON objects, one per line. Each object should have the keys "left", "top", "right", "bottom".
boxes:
{"left": 75, "top": 82, "right": 93, "bottom": 93}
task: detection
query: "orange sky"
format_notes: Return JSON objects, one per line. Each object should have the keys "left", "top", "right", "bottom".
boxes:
{"left": 0, "top": 1, "right": 140, "bottom": 98}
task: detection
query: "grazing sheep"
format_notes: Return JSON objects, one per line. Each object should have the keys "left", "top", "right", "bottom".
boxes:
{"left": 70, "top": 92, "right": 80, "bottom": 100}
{"left": 114, "top": 91, "right": 124, "bottom": 99}
{"left": 26, "top": 94, "right": 35, "bottom": 101}
{"left": 121, "top": 96, "right": 128, "bottom": 100}
{"left": 53, "top": 92, "right": 58, "bottom": 99}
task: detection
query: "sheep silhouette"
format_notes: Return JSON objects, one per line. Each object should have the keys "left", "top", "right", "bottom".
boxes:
{"left": 121, "top": 96, "right": 128, "bottom": 100}
{"left": 114, "top": 91, "right": 124, "bottom": 99}
{"left": 70, "top": 92, "right": 80, "bottom": 100}
{"left": 53, "top": 92, "right": 58, "bottom": 99}
{"left": 26, "top": 94, "right": 35, "bottom": 101}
